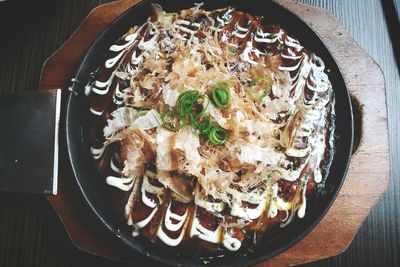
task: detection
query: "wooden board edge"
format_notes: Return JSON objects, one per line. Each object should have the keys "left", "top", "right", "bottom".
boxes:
{"left": 38, "top": 0, "right": 391, "bottom": 266}
{"left": 39, "top": 0, "right": 141, "bottom": 90}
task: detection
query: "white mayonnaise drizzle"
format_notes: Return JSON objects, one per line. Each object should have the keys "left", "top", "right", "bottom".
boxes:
{"left": 157, "top": 224, "right": 186, "bottom": 247}
{"left": 112, "top": 83, "right": 124, "bottom": 106}
{"left": 135, "top": 207, "right": 158, "bottom": 228}
{"left": 221, "top": 9, "right": 233, "bottom": 22}
{"left": 89, "top": 107, "right": 104, "bottom": 116}
{"left": 127, "top": 215, "right": 140, "bottom": 237}
{"left": 233, "top": 31, "right": 248, "bottom": 39}
{"left": 230, "top": 199, "right": 268, "bottom": 220}
{"left": 281, "top": 53, "right": 303, "bottom": 60}
{"left": 221, "top": 33, "right": 229, "bottom": 42}
{"left": 223, "top": 232, "right": 242, "bottom": 251}
{"left": 164, "top": 202, "right": 188, "bottom": 232}
{"left": 195, "top": 198, "right": 225, "bottom": 213}
{"left": 109, "top": 29, "right": 141, "bottom": 52}
{"left": 240, "top": 41, "right": 258, "bottom": 65}
{"left": 190, "top": 214, "right": 222, "bottom": 244}
{"left": 156, "top": 200, "right": 189, "bottom": 247}
{"left": 297, "top": 187, "right": 307, "bottom": 218}
{"left": 278, "top": 57, "right": 304, "bottom": 72}
{"left": 232, "top": 23, "right": 249, "bottom": 39}
{"left": 84, "top": 84, "right": 92, "bottom": 96}
{"left": 268, "top": 183, "right": 292, "bottom": 218}
{"left": 297, "top": 174, "right": 312, "bottom": 218}
{"left": 106, "top": 176, "right": 134, "bottom": 191}
{"left": 288, "top": 54, "right": 312, "bottom": 101}
{"left": 90, "top": 146, "right": 105, "bottom": 160}
{"left": 254, "top": 29, "right": 282, "bottom": 44}
{"left": 142, "top": 175, "right": 164, "bottom": 199}
{"left": 285, "top": 146, "right": 311, "bottom": 158}
{"left": 226, "top": 187, "right": 265, "bottom": 204}
{"left": 307, "top": 56, "right": 332, "bottom": 93}
{"left": 138, "top": 25, "right": 159, "bottom": 53}
{"left": 104, "top": 24, "right": 148, "bottom": 69}
{"left": 314, "top": 168, "right": 322, "bottom": 183}
{"left": 141, "top": 183, "right": 157, "bottom": 208}
{"left": 92, "top": 74, "right": 114, "bottom": 96}
{"left": 105, "top": 51, "right": 127, "bottom": 69}
{"left": 236, "top": 23, "right": 249, "bottom": 32}
{"left": 131, "top": 51, "right": 144, "bottom": 66}
{"left": 216, "top": 16, "right": 225, "bottom": 25}
{"left": 285, "top": 35, "right": 303, "bottom": 50}
{"left": 210, "top": 26, "right": 223, "bottom": 32}
{"left": 125, "top": 174, "right": 165, "bottom": 231}
{"left": 177, "top": 19, "right": 201, "bottom": 28}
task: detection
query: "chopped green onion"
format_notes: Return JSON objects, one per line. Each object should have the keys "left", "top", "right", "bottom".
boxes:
{"left": 178, "top": 90, "right": 199, "bottom": 117}
{"left": 178, "top": 102, "right": 194, "bottom": 117}
{"left": 189, "top": 113, "right": 199, "bottom": 130}
{"left": 211, "top": 81, "right": 230, "bottom": 109}
{"left": 250, "top": 77, "right": 272, "bottom": 100}
{"left": 230, "top": 46, "right": 239, "bottom": 53}
{"left": 197, "top": 115, "right": 212, "bottom": 136}
{"left": 209, "top": 126, "right": 228, "bottom": 145}
{"left": 161, "top": 110, "right": 183, "bottom": 132}
{"left": 160, "top": 89, "right": 230, "bottom": 146}
{"left": 178, "top": 90, "right": 199, "bottom": 104}
{"left": 138, "top": 107, "right": 151, "bottom": 116}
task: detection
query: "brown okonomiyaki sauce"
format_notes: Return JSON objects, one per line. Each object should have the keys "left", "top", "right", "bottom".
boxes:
{"left": 84, "top": 4, "right": 335, "bottom": 258}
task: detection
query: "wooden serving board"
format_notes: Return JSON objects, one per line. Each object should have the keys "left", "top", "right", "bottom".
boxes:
{"left": 39, "top": 0, "right": 390, "bottom": 266}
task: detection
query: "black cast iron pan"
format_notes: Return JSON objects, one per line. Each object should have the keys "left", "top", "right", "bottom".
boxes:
{"left": 66, "top": 0, "right": 354, "bottom": 266}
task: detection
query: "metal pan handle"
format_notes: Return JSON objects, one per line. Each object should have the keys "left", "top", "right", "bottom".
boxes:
{"left": 0, "top": 89, "right": 61, "bottom": 195}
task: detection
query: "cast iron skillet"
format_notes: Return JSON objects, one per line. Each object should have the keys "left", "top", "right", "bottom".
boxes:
{"left": 66, "top": 0, "right": 354, "bottom": 266}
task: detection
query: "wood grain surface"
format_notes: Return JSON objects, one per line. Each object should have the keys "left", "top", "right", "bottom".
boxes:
{"left": 0, "top": 0, "right": 399, "bottom": 267}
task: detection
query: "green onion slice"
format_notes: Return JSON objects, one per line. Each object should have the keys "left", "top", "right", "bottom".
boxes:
{"left": 211, "top": 81, "right": 230, "bottom": 109}
{"left": 178, "top": 102, "right": 194, "bottom": 117}
{"left": 161, "top": 110, "right": 184, "bottom": 132}
{"left": 178, "top": 90, "right": 199, "bottom": 105}
{"left": 208, "top": 126, "right": 228, "bottom": 145}
{"left": 230, "top": 46, "right": 239, "bottom": 53}
{"left": 178, "top": 90, "right": 199, "bottom": 117}
{"left": 249, "top": 77, "right": 272, "bottom": 100}
{"left": 138, "top": 107, "right": 151, "bottom": 116}
{"left": 197, "top": 115, "right": 212, "bottom": 136}
{"left": 189, "top": 113, "right": 199, "bottom": 130}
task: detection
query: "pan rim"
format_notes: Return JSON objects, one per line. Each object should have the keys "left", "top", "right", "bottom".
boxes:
{"left": 66, "top": 0, "right": 354, "bottom": 266}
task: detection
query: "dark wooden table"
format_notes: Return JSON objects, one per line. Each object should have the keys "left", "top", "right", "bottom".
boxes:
{"left": 0, "top": 0, "right": 398, "bottom": 266}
